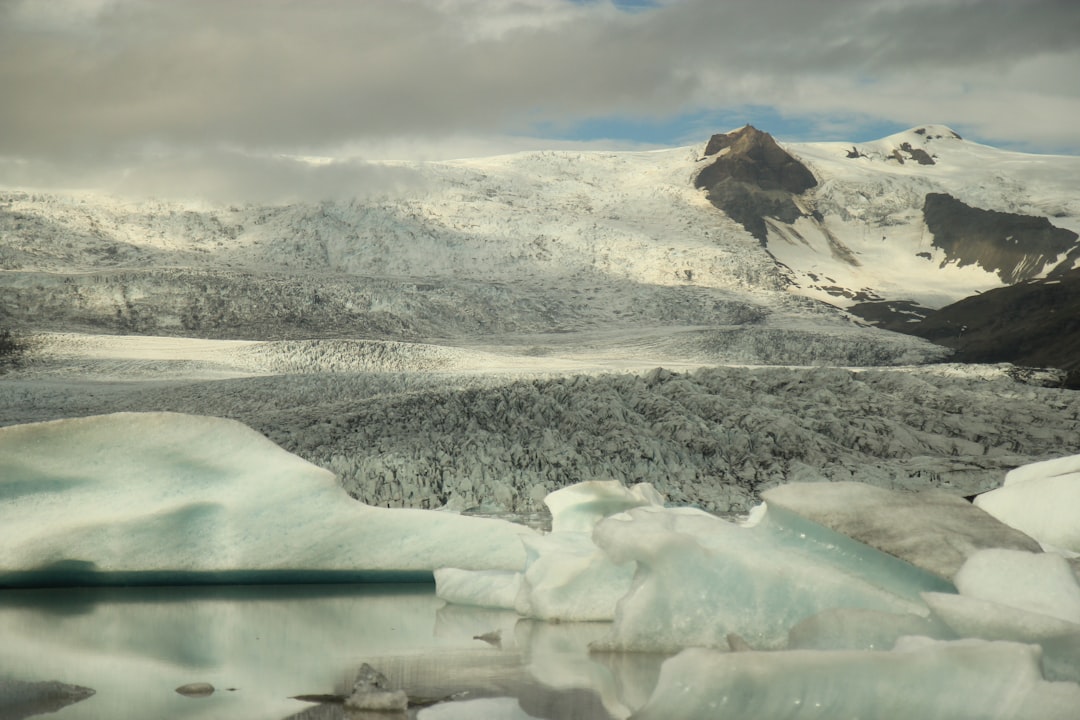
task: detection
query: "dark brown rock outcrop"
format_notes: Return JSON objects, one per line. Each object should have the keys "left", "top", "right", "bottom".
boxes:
{"left": 923, "top": 193, "right": 1077, "bottom": 284}
{"left": 903, "top": 268, "right": 1080, "bottom": 388}
{"left": 695, "top": 126, "right": 817, "bottom": 243}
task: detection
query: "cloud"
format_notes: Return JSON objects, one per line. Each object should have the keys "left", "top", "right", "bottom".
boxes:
{"left": 0, "top": 148, "right": 432, "bottom": 204}
{"left": 1, "top": 0, "right": 1077, "bottom": 198}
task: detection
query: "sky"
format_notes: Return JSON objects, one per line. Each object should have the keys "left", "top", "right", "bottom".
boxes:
{"left": 1, "top": 0, "right": 1078, "bottom": 202}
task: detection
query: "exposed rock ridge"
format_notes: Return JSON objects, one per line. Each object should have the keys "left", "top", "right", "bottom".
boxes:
{"left": 923, "top": 193, "right": 1078, "bottom": 284}
{"left": 904, "top": 268, "right": 1080, "bottom": 388}
{"left": 695, "top": 126, "right": 818, "bottom": 243}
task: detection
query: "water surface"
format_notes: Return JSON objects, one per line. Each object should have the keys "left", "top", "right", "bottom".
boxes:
{"left": 0, "top": 584, "right": 659, "bottom": 720}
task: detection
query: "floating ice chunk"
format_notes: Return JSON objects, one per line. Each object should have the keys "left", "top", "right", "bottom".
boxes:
{"left": 954, "top": 549, "right": 1080, "bottom": 624}
{"left": 174, "top": 682, "right": 214, "bottom": 698}
{"left": 922, "top": 592, "right": 1080, "bottom": 682}
{"left": 438, "top": 480, "right": 649, "bottom": 620}
{"left": 787, "top": 607, "right": 953, "bottom": 651}
{"left": 592, "top": 505, "right": 939, "bottom": 651}
{"left": 922, "top": 549, "right": 1080, "bottom": 683}
{"left": 434, "top": 568, "right": 523, "bottom": 611}
{"left": 632, "top": 639, "right": 1080, "bottom": 720}
{"left": 344, "top": 663, "right": 408, "bottom": 712}
{"left": 0, "top": 413, "right": 534, "bottom": 585}
{"left": 544, "top": 480, "right": 664, "bottom": 534}
{"left": 924, "top": 591, "right": 1080, "bottom": 643}
{"left": 0, "top": 679, "right": 95, "bottom": 718}
{"left": 1003, "top": 454, "right": 1080, "bottom": 487}
{"left": 976, "top": 454, "right": 1080, "bottom": 555}
{"left": 514, "top": 532, "right": 634, "bottom": 621}
{"left": 763, "top": 481, "right": 1040, "bottom": 580}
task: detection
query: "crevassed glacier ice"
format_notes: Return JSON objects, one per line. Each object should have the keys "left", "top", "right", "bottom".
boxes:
{"left": 975, "top": 453, "right": 1080, "bottom": 555}
{"left": 0, "top": 412, "right": 533, "bottom": 585}
{"left": 631, "top": 639, "right": 1080, "bottom": 720}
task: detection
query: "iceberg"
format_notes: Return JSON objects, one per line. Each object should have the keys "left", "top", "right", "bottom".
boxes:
{"left": 5, "top": 411, "right": 1080, "bottom": 717}
{"left": 512, "top": 532, "right": 634, "bottom": 621}
{"left": 631, "top": 639, "right": 1080, "bottom": 720}
{"left": 922, "top": 549, "right": 1080, "bottom": 682}
{"left": 953, "top": 549, "right": 1080, "bottom": 624}
{"left": 433, "top": 567, "right": 523, "bottom": 611}
{"left": 591, "top": 504, "right": 948, "bottom": 651}
{"left": 0, "top": 412, "right": 534, "bottom": 586}
{"left": 436, "top": 479, "right": 655, "bottom": 621}
{"left": 975, "top": 453, "right": 1080, "bottom": 555}
{"left": 543, "top": 480, "right": 664, "bottom": 534}
{"left": 762, "top": 481, "right": 1041, "bottom": 579}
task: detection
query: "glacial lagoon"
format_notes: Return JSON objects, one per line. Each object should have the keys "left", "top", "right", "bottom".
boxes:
{"left": 0, "top": 582, "right": 648, "bottom": 720}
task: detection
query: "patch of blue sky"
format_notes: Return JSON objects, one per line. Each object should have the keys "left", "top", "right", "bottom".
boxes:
{"left": 568, "top": 0, "right": 664, "bottom": 11}
{"left": 531, "top": 107, "right": 914, "bottom": 149}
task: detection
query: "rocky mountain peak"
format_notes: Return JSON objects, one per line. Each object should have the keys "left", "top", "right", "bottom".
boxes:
{"left": 695, "top": 126, "right": 818, "bottom": 242}
{"left": 700, "top": 126, "right": 817, "bottom": 195}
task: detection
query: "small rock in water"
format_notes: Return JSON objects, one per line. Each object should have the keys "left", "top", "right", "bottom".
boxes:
{"left": 726, "top": 632, "right": 753, "bottom": 652}
{"left": 0, "top": 679, "right": 95, "bottom": 716}
{"left": 344, "top": 663, "right": 408, "bottom": 712}
{"left": 175, "top": 682, "right": 215, "bottom": 698}
{"left": 472, "top": 629, "right": 503, "bottom": 648}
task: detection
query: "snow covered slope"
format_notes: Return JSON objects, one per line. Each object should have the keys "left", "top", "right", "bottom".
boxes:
{"left": 3, "top": 125, "right": 1076, "bottom": 341}
{"left": 780, "top": 125, "right": 1080, "bottom": 312}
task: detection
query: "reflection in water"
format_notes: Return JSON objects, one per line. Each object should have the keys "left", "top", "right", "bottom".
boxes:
{"left": 0, "top": 585, "right": 666, "bottom": 720}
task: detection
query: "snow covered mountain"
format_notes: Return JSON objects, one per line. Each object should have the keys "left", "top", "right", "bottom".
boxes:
{"left": 3, "top": 124, "right": 1078, "bottom": 340}
{"left": 2, "top": 126, "right": 1079, "bottom": 512}
{"left": 698, "top": 124, "right": 1080, "bottom": 309}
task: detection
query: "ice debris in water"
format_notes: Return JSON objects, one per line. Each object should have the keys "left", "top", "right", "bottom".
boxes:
{"left": 591, "top": 504, "right": 944, "bottom": 651}
{"left": 632, "top": 639, "right": 1080, "bottom": 720}
{"left": 344, "top": 663, "right": 408, "bottom": 712}
{"left": 436, "top": 480, "right": 661, "bottom": 621}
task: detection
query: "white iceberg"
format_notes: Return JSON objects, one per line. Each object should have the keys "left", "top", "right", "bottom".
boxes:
{"left": 512, "top": 532, "right": 634, "bottom": 621}
{"left": 591, "top": 504, "right": 944, "bottom": 651}
{"left": 923, "top": 548, "right": 1080, "bottom": 682}
{"left": 436, "top": 479, "right": 655, "bottom": 621}
{"left": 433, "top": 567, "right": 523, "bottom": 611}
{"left": 543, "top": 480, "right": 664, "bottom": 533}
{"left": 975, "top": 454, "right": 1080, "bottom": 555}
{"left": 762, "top": 481, "right": 1041, "bottom": 580}
{"left": 954, "top": 549, "right": 1080, "bottom": 625}
{"left": 632, "top": 639, "right": 1080, "bottom": 720}
{"left": 0, "top": 412, "right": 533, "bottom": 585}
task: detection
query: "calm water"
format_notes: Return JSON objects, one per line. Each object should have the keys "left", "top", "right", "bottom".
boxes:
{"left": 0, "top": 583, "right": 665, "bottom": 720}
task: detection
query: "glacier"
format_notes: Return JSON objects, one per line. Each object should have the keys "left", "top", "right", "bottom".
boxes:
{"left": 2, "top": 124, "right": 1080, "bottom": 720}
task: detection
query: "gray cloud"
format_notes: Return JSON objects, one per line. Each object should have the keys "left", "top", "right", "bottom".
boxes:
{"left": 0, "top": 149, "right": 430, "bottom": 204}
{"left": 1, "top": 0, "right": 1077, "bottom": 198}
